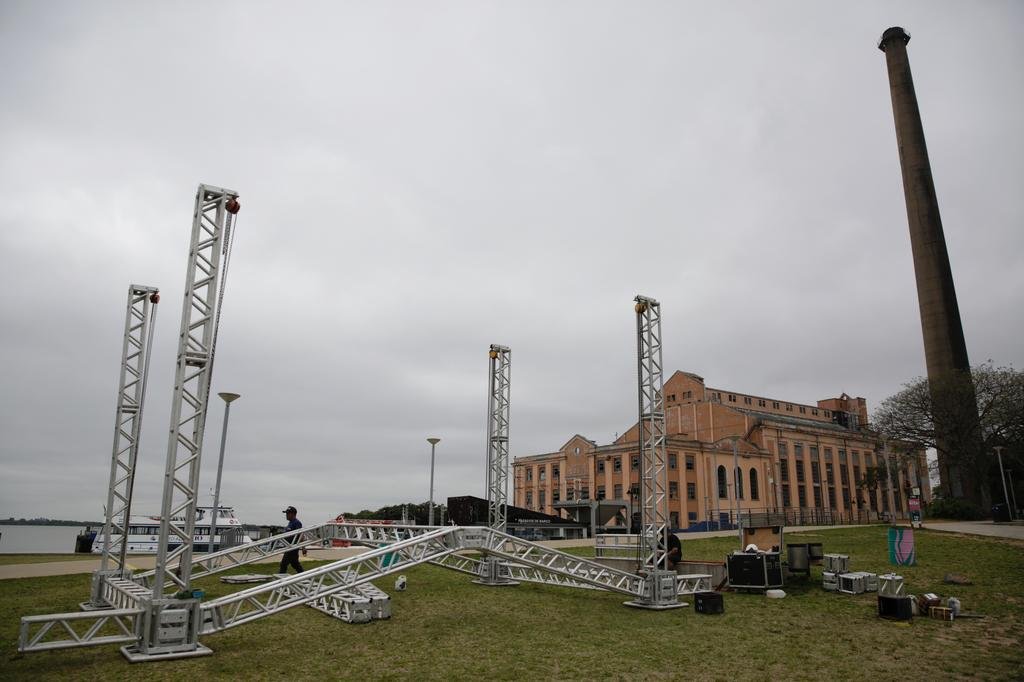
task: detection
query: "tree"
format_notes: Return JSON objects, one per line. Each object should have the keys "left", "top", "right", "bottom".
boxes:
{"left": 873, "top": 363, "right": 1024, "bottom": 513}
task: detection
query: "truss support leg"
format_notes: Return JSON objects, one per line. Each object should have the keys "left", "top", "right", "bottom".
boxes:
{"left": 81, "top": 568, "right": 135, "bottom": 612}
{"left": 120, "top": 597, "right": 212, "bottom": 662}
{"left": 471, "top": 556, "right": 520, "bottom": 587}
{"left": 623, "top": 569, "right": 686, "bottom": 610}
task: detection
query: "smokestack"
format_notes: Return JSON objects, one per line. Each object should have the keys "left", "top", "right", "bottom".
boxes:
{"left": 878, "top": 27, "right": 979, "bottom": 500}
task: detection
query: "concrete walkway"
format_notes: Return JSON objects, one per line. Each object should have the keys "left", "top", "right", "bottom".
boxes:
{"left": 922, "top": 520, "right": 1024, "bottom": 541}
{"left": 0, "top": 524, "right": 859, "bottom": 580}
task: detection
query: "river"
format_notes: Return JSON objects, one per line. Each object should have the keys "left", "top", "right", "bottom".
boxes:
{"left": 0, "top": 525, "right": 95, "bottom": 553}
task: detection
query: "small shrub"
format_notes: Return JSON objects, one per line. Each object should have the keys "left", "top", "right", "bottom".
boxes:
{"left": 926, "top": 496, "right": 982, "bottom": 520}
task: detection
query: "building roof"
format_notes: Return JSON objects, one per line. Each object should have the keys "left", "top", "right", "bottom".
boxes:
{"left": 732, "top": 407, "right": 876, "bottom": 438}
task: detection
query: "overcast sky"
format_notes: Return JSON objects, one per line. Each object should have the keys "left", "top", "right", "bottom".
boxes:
{"left": 1, "top": 1, "right": 1021, "bottom": 527}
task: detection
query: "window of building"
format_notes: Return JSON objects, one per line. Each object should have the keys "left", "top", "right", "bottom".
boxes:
{"left": 838, "top": 449, "right": 846, "bottom": 463}
{"left": 668, "top": 453, "right": 677, "bottom": 469}
{"left": 553, "top": 490, "right": 560, "bottom": 503}
{"left": 824, "top": 447, "right": 833, "bottom": 461}
{"left": 574, "top": 447, "right": 580, "bottom": 455}
{"left": 794, "top": 443, "right": 804, "bottom": 458}
{"left": 799, "top": 406, "right": 806, "bottom": 414}
{"left": 786, "top": 404, "right": 793, "bottom": 412}
{"left": 840, "top": 465, "right": 849, "bottom": 486}
{"left": 810, "top": 445, "right": 819, "bottom": 460}
{"left": 526, "top": 468, "right": 533, "bottom": 482}
{"left": 670, "top": 511, "right": 679, "bottom": 528}
{"left": 780, "top": 459, "right": 789, "bottom": 482}
{"left": 825, "top": 462, "right": 834, "bottom": 485}
{"left": 717, "top": 466, "right": 727, "bottom": 499}
{"left": 749, "top": 468, "right": 759, "bottom": 500}
{"left": 735, "top": 467, "right": 744, "bottom": 499}
{"left": 596, "top": 486, "right": 605, "bottom": 500}
{"left": 812, "top": 408, "right": 819, "bottom": 416}
{"left": 853, "top": 465, "right": 861, "bottom": 487}
{"left": 597, "top": 459, "right": 605, "bottom": 473}
{"left": 824, "top": 410, "right": 831, "bottom": 417}
{"left": 813, "top": 487, "right": 823, "bottom": 507}
{"left": 778, "top": 441, "right": 788, "bottom": 456}
{"left": 782, "top": 484, "right": 791, "bottom": 507}
{"left": 772, "top": 401, "right": 780, "bottom": 409}
{"left": 795, "top": 460, "right": 805, "bottom": 483}
{"left": 811, "top": 462, "right": 821, "bottom": 485}
{"left": 613, "top": 457, "right": 622, "bottom": 473}
{"left": 669, "top": 481, "right": 679, "bottom": 499}
{"left": 631, "top": 455, "right": 640, "bottom": 471}
{"left": 688, "top": 511, "right": 698, "bottom": 522}
{"left": 629, "top": 484, "right": 639, "bottom": 498}
{"left": 526, "top": 491, "right": 533, "bottom": 507}
{"left": 539, "top": 469, "right": 546, "bottom": 481}
{"left": 842, "top": 488, "right": 850, "bottom": 509}
{"left": 685, "top": 454, "right": 695, "bottom": 470}
{"left": 869, "top": 489, "right": 877, "bottom": 511}
{"left": 687, "top": 482, "right": 696, "bottom": 500}
{"left": 744, "top": 396, "right": 752, "bottom": 405}
{"left": 827, "top": 487, "right": 835, "bottom": 509}
{"left": 758, "top": 399, "right": 766, "bottom": 407}
{"left": 613, "top": 484, "right": 622, "bottom": 499}
{"left": 667, "top": 394, "right": 676, "bottom": 402}
{"left": 565, "top": 487, "right": 574, "bottom": 501}
{"left": 552, "top": 465, "right": 559, "bottom": 479}
{"left": 539, "top": 490, "right": 546, "bottom": 508}
{"left": 580, "top": 486, "right": 589, "bottom": 500}
{"left": 798, "top": 486, "right": 807, "bottom": 508}
{"left": 728, "top": 394, "right": 736, "bottom": 402}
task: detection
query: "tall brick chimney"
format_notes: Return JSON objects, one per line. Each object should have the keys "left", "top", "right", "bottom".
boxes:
{"left": 878, "top": 27, "right": 980, "bottom": 501}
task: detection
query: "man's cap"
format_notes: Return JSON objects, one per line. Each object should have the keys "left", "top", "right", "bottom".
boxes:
{"left": 282, "top": 506, "right": 297, "bottom": 514}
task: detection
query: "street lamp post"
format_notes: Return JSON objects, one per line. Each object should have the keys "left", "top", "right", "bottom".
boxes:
{"left": 211, "top": 392, "right": 241, "bottom": 551}
{"left": 1007, "top": 470, "right": 1018, "bottom": 521}
{"left": 994, "top": 446, "right": 1012, "bottom": 520}
{"left": 427, "top": 437, "right": 440, "bottom": 526}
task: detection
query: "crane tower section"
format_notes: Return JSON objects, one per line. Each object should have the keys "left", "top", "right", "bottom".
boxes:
{"left": 486, "top": 344, "right": 511, "bottom": 533}
{"left": 85, "top": 285, "right": 160, "bottom": 609}
{"left": 152, "top": 184, "right": 239, "bottom": 601}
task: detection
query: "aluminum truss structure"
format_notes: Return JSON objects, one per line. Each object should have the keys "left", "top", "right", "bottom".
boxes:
{"left": 84, "top": 285, "right": 160, "bottom": 610}
{"left": 627, "top": 295, "right": 680, "bottom": 609}
{"left": 485, "top": 344, "right": 511, "bottom": 532}
{"left": 152, "top": 184, "right": 239, "bottom": 603}
{"left": 19, "top": 522, "right": 710, "bottom": 658}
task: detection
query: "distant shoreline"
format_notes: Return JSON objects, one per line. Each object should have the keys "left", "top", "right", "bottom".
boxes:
{"left": 1, "top": 520, "right": 102, "bottom": 527}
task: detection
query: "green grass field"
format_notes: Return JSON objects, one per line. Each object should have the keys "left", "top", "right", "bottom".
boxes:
{"left": 3, "top": 527, "right": 1022, "bottom": 681}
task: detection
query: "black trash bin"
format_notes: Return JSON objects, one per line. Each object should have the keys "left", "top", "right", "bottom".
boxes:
{"left": 992, "top": 503, "right": 1011, "bottom": 522}
{"left": 74, "top": 529, "right": 96, "bottom": 553}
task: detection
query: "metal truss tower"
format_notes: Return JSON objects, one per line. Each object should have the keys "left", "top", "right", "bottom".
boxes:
{"left": 626, "top": 295, "right": 682, "bottom": 609}
{"left": 136, "top": 184, "right": 238, "bottom": 660}
{"left": 84, "top": 285, "right": 160, "bottom": 609}
{"left": 485, "top": 344, "right": 511, "bottom": 531}
{"left": 477, "top": 344, "right": 517, "bottom": 586}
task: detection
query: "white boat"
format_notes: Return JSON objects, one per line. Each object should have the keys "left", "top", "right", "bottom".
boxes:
{"left": 92, "top": 506, "right": 251, "bottom": 554}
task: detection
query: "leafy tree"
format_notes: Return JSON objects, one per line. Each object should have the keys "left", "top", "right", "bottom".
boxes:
{"left": 873, "top": 363, "right": 1024, "bottom": 513}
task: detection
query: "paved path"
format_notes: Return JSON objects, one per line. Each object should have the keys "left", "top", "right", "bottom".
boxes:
{"left": 10, "top": 522, "right": 1009, "bottom": 581}
{"left": 922, "top": 520, "right": 1024, "bottom": 541}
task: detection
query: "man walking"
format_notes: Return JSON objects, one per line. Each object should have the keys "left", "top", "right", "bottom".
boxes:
{"left": 279, "top": 505, "right": 305, "bottom": 574}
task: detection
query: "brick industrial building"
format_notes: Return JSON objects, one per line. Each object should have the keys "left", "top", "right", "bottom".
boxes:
{"left": 512, "top": 371, "right": 929, "bottom": 533}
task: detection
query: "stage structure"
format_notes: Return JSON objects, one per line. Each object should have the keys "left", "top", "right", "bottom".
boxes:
{"left": 477, "top": 344, "right": 518, "bottom": 586}
{"left": 84, "top": 285, "right": 160, "bottom": 610}
{"left": 18, "top": 204, "right": 709, "bottom": 660}
{"left": 625, "top": 295, "right": 682, "bottom": 609}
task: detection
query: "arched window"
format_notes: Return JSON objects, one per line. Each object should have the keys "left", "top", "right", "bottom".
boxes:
{"left": 717, "top": 465, "right": 727, "bottom": 499}
{"left": 735, "top": 467, "right": 744, "bottom": 499}
{"left": 750, "top": 468, "right": 759, "bottom": 501}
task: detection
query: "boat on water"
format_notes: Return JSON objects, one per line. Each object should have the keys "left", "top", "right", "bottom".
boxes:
{"left": 91, "top": 506, "right": 251, "bottom": 554}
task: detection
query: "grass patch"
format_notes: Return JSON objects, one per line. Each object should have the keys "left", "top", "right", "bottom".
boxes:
{"left": 0, "top": 555, "right": 100, "bottom": 566}
{"left": 2, "top": 527, "right": 1022, "bottom": 680}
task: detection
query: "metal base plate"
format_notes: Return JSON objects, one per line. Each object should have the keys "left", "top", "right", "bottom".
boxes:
{"left": 78, "top": 601, "right": 112, "bottom": 612}
{"left": 472, "top": 579, "right": 520, "bottom": 587}
{"left": 623, "top": 600, "right": 688, "bottom": 610}
{"left": 220, "top": 574, "right": 273, "bottom": 584}
{"left": 121, "top": 643, "right": 213, "bottom": 663}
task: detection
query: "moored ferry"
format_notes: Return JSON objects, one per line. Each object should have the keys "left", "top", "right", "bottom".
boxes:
{"left": 92, "top": 506, "right": 251, "bottom": 554}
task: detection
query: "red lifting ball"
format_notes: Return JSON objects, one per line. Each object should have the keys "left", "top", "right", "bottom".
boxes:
{"left": 226, "top": 197, "right": 241, "bottom": 214}
{"left": 150, "top": 293, "right": 160, "bottom": 304}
